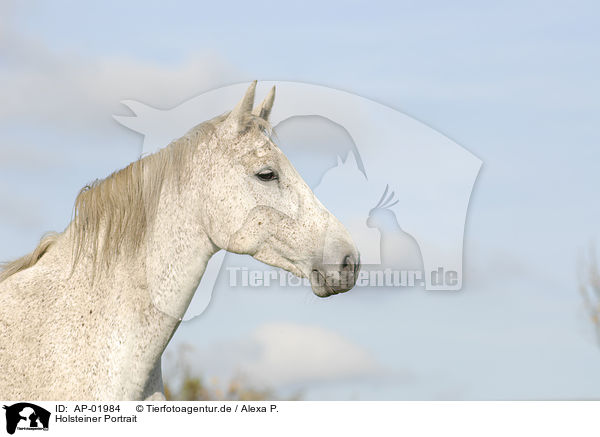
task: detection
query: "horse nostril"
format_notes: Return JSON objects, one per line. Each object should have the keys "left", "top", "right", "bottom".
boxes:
{"left": 342, "top": 255, "right": 354, "bottom": 272}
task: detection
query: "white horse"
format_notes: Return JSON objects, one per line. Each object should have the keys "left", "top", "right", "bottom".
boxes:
{"left": 0, "top": 82, "right": 360, "bottom": 400}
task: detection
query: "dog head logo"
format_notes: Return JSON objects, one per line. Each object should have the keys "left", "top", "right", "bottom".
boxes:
{"left": 3, "top": 403, "right": 50, "bottom": 434}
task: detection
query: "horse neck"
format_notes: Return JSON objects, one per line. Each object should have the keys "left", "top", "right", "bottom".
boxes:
{"left": 66, "top": 156, "right": 220, "bottom": 322}
{"left": 60, "top": 169, "right": 219, "bottom": 397}
{"left": 144, "top": 176, "right": 220, "bottom": 321}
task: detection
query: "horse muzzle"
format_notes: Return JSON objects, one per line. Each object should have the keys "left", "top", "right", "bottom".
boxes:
{"left": 310, "top": 251, "right": 361, "bottom": 297}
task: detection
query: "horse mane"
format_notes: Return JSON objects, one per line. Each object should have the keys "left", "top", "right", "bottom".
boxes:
{"left": 0, "top": 112, "right": 256, "bottom": 284}
{"left": 0, "top": 233, "right": 60, "bottom": 283}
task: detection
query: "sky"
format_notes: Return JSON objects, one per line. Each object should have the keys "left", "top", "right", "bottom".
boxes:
{"left": 1, "top": 0, "right": 600, "bottom": 400}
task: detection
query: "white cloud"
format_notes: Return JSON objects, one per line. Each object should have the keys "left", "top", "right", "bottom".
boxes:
{"left": 242, "top": 323, "right": 379, "bottom": 387}
{"left": 0, "top": 6, "right": 242, "bottom": 133}
{"left": 0, "top": 54, "right": 241, "bottom": 131}
{"left": 169, "top": 322, "right": 380, "bottom": 389}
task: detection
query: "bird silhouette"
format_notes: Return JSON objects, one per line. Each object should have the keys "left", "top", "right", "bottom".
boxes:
{"left": 367, "top": 185, "right": 423, "bottom": 272}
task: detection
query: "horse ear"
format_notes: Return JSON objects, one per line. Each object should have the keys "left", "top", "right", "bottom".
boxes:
{"left": 227, "top": 81, "right": 257, "bottom": 130}
{"left": 252, "top": 86, "right": 276, "bottom": 121}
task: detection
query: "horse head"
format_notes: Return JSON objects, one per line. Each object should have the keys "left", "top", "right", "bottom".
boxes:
{"left": 197, "top": 82, "right": 360, "bottom": 297}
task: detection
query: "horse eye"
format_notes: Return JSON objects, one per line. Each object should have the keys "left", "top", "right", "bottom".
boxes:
{"left": 256, "top": 169, "right": 278, "bottom": 182}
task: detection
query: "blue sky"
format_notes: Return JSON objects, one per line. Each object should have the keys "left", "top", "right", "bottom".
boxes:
{"left": 1, "top": 0, "right": 600, "bottom": 399}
